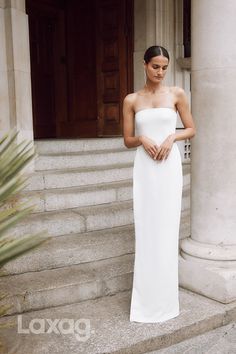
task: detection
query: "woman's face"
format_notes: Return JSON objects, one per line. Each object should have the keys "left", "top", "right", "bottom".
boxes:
{"left": 144, "top": 55, "right": 169, "bottom": 83}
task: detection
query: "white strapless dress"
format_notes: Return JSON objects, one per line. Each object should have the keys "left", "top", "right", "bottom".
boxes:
{"left": 130, "top": 107, "right": 183, "bottom": 323}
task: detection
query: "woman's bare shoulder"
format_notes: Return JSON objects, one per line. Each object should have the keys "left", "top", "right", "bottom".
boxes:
{"left": 124, "top": 89, "right": 145, "bottom": 103}
{"left": 123, "top": 92, "right": 140, "bottom": 110}
{"left": 169, "top": 86, "right": 186, "bottom": 96}
{"left": 124, "top": 91, "right": 139, "bottom": 101}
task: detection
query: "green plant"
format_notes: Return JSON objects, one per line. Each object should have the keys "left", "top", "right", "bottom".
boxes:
{"left": 0, "top": 130, "right": 48, "bottom": 265}
{"left": 0, "top": 130, "right": 49, "bottom": 327}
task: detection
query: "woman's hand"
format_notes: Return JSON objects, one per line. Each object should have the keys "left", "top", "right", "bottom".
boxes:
{"left": 139, "top": 136, "right": 159, "bottom": 159}
{"left": 153, "top": 135, "right": 175, "bottom": 160}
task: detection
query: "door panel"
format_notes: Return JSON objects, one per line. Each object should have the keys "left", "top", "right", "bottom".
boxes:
{"left": 26, "top": 0, "right": 67, "bottom": 138}
{"left": 96, "top": 0, "right": 133, "bottom": 136}
{"left": 60, "top": 0, "right": 98, "bottom": 137}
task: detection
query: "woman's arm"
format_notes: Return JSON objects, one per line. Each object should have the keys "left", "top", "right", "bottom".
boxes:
{"left": 123, "top": 94, "right": 144, "bottom": 148}
{"left": 169, "top": 87, "right": 196, "bottom": 142}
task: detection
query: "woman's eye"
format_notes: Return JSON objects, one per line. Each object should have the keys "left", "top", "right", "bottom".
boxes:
{"left": 152, "top": 66, "right": 168, "bottom": 70}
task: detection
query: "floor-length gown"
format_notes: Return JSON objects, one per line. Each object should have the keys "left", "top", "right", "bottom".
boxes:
{"left": 130, "top": 107, "right": 183, "bottom": 323}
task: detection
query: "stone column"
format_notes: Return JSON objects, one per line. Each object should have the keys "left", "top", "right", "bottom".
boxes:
{"left": 0, "top": 0, "right": 34, "bottom": 143}
{"left": 179, "top": 0, "right": 236, "bottom": 303}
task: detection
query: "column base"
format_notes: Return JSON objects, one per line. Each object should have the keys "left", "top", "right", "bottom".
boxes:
{"left": 179, "top": 253, "right": 236, "bottom": 304}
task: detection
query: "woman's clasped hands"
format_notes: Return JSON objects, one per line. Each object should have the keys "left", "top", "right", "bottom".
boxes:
{"left": 139, "top": 135, "right": 175, "bottom": 161}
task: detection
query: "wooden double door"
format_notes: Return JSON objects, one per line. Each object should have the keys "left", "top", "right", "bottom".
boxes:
{"left": 26, "top": 0, "right": 133, "bottom": 138}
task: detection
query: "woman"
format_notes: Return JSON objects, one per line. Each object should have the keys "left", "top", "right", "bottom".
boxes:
{"left": 123, "top": 45, "right": 196, "bottom": 323}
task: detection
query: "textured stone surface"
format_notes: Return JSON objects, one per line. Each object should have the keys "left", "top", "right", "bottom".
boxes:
{"left": 43, "top": 164, "right": 134, "bottom": 190}
{"left": 6, "top": 200, "right": 134, "bottom": 238}
{"left": 18, "top": 178, "right": 190, "bottom": 213}
{"left": 148, "top": 322, "right": 236, "bottom": 354}
{"left": 1, "top": 224, "right": 135, "bottom": 275}
{"left": 19, "top": 180, "right": 132, "bottom": 213}
{"left": 0, "top": 288, "right": 235, "bottom": 354}
{"left": 34, "top": 137, "right": 127, "bottom": 154}
{"left": 0, "top": 254, "right": 134, "bottom": 315}
{"left": 35, "top": 149, "right": 136, "bottom": 171}
{"left": 5, "top": 208, "right": 86, "bottom": 238}
{"left": 5, "top": 199, "right": 189, "bottom": 241}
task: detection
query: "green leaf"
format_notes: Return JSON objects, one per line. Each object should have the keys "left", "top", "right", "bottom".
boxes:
{"left": 0, "top": 129, "right": 50, "bottom": 319}
{"left": 0, "top": 233, "right": 48, "bottom": 265}
{"left": 0, "top": 207, "right": 34, "bottom": 237}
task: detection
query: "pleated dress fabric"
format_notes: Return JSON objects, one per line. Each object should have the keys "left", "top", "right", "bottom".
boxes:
{"left": 130, "top": 107, "right": 183, "bottom": 323}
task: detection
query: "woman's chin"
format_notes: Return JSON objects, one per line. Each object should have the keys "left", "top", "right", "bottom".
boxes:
{"left": 149, "top": 77, "right": 163, "bottom": 83}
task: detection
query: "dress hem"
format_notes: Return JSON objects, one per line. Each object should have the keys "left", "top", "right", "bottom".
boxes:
{"left": 129, "top": 310, "right": 180, "bottom": 324}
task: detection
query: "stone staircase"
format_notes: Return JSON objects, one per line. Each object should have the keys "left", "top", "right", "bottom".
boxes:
{"left": 0, "top": 137, "right": 190, "bottom": 316}
{"left": 1, "top": 138, "right": 220, "bottom": 354}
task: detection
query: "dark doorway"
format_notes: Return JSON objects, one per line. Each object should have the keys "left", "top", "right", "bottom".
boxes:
{"left": 26, "top": 0, "right": 133, "bottom": 138}
{"left": 183, "top": 0, "right": 191, "bottom": 58}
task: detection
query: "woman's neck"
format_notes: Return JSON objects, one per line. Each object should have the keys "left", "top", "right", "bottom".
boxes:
{"left": 144, "top": 80, "right": 165, "bottom": 94}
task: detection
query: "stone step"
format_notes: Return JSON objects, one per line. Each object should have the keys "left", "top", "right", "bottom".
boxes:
{"left": 25, "top": 179, "right": 133, "bottom": 213}
{"left": 0, "top": 287, "right": 235, "bottom": 354}
{"left": 1, "top": 224, "right": 134, "bottom": 275}
{"left": 147, "top": 321, "right": 236, "bottom": 353}
{"left": 4, "top": 208, "right": 189, "bottom": 273}
{"left": 6, "top": 197, "right": 190, "bottom": 241}
{"left": 6, "top": 200, "right": 133, "bottom": 239}
{"left": 35, "top": 150, "right": 189, "bottom": 173}
{"left": 34, "top": 137, "right": 185, "bottom": 156}
{"left": 35, "top": 148, "right": 136, "bottom": 171}
{"left": 34, "top": 137, "right": 126, "bottom": 154}
{"left": 0, "top": 254, "right": 134, "bottom": 315}
{"left": 19, "top": 178, "right": 190, "bottom": 213}
{"left": 25, "top": 161, "right": 190, "bottom": 192}
{"left": 25, "top": 162, "right": 134, "bottom": 191}
{"left": 1, "top": 207, "right": 190, "bottom": 277}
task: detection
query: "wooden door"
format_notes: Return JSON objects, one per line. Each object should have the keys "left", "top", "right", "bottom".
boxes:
{"left": 27, "top": 0, "right": 133, "bottom": 138}
{"left": 26, "top": 0, "right": 67, "bottom": 138}
{"left": 60, "top": 0, "right": 98, "bottom": 137}
{"left": 96, "top": 0, "right": 133, "bottom": 136}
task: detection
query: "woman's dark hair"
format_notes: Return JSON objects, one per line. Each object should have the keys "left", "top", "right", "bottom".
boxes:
{"left": 144, "top": 45, "right": 170, "bottom": 63}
